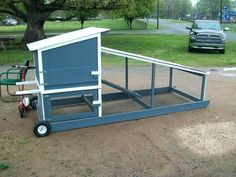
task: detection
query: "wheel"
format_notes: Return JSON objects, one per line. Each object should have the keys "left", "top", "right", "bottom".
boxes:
{"left": 188, "top": 46, "right": 193, "bottom": 52}
{"left": 219, "top": 49, "right": 225, "bottom": 54}
{"left": 18, "top": 107, "right": 24, "bottom": 118}
{"left": 30, "top": 96, "right": 38, "bottom": 110}
{"left": 18, "top": 101, "right": 25, "bottom": 118}
{"left": 33, "top": 121, "right": 51, "bottom": 137}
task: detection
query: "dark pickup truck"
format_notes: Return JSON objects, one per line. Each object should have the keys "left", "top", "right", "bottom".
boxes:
{"left": 186, "top": 20, "right": 229, "bottom": 54}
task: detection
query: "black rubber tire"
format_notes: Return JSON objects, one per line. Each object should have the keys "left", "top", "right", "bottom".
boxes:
{"left": 30, "top": 96, "right": 38, "bottom": 110}
{"left": 188, "top": 46, "right": 193, "bottom": 52}
{"left": 219, "top": 49, "right": 225, "bottom": 54}
{"left": 18, "top": 107, "right": 24, "bottom": 118}
{"left": 33, "top": 121, "right": 51, "bottom": 137}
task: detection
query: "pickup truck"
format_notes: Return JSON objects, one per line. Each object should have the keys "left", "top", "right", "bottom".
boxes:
{"left": 186, "top": 20, "right": 228, "bottom": 54}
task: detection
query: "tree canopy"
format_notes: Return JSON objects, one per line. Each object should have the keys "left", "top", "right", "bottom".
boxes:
{"left": 0, "top": 0, "right": 123, "bottom": 45}
{"left": 156, "top": 0, "right": 192, "bottom": 19}
{"left": 122, "top": 0, "right": 155, "bottom": 28}
{"left": 196, "top": 0, "right": 231, "bottom": 19}
{"left": 0, "top": 0, "right": 68, "bottom": 44}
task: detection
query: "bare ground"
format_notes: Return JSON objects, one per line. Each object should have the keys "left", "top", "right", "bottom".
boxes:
{"left": 0, "top": 65, "right": 236, "bottom": 177}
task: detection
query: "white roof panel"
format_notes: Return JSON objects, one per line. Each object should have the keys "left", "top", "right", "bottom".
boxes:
{"left": 27, "top": 27, "right": 110, "bottom": 51}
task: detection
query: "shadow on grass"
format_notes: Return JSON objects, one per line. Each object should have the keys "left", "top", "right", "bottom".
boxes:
{"left": 189, "top": 49, "right": 223, "bottom": 55}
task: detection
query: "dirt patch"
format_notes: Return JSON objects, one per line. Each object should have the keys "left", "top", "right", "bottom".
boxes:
{"left": 0, "top": 66, "right": 236, "bottom": 177}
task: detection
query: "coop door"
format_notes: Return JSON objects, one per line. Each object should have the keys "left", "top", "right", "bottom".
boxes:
{"left": 42, "top": 38, "right": 99, "bottom": 90}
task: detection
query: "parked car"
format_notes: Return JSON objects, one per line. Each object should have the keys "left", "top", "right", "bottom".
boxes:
{"left": 186, "top": 20, "right": 229, "bottom": 54}
{"left": 4, "top": 19, "right": 17, "bottom": 26}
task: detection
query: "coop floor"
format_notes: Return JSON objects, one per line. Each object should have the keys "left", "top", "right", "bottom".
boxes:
{"left": 50, "top": 92, "right": 188, "bottom": 117}
{"left": 102, "top": 93, "right": 188, "bottom": 115}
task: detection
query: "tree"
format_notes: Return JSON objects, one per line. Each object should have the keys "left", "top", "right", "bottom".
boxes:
{"left": 122, "top": 0, "right": 155, "bottom": 29}
{"left": 0, "top": 0, "right": 70, "bottom": 45}
{"left": 123, "top": 0, "right": 137, "bottom": 28}
{"left": 73, "top": 0, "right": 99, "bottom": 29}
{"left": 0, "top": 0, "right": 123, "bottom": 45}
{"left": 159, "top": 0, "right": 192, "bottom": 19}
{"left": 196, "top": 0, "right": 231, "bottom": 19}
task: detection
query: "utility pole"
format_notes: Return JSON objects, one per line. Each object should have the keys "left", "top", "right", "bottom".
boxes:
{"left": 157, "top": 0, "right": 159, "bottom": 29}
{"left": 220, "top": 0, "right": 223, "bottom": 24}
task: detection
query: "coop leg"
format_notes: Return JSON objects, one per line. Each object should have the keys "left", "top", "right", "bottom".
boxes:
{"left": 201, "top": 75, "right": 207, "bottom": 100}
{"left": 150, "top": 64, "right": 156, "bottom": 108}
{"left": 169, "top": 67, "right": 173, "bottom": 91}
{"left": 125, "top": 57, "right": 128, "bottom": 89}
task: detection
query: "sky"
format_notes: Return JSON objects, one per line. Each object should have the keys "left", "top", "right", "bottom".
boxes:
{"left": 191, "top": 0, "right": 198, "bottom": 6}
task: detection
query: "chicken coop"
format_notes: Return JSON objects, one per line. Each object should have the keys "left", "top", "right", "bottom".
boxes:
{"left": 16, "top": 27, "right": 210, "bottom": 137}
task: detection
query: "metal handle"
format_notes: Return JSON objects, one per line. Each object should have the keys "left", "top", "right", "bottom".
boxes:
{"left": 93, "top": 100, "right": 101, "bottom": 105}
{"left": 91, "top": 71, "right": 101, "bottom": 76}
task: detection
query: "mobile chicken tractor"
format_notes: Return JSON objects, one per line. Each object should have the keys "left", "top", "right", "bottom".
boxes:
{"left": 17, "top": 27, "right": 210, "bottom": 137}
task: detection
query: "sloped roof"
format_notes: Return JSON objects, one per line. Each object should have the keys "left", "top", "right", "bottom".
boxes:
{"left": 27, "top": 27, "right": 110, "bottom": 51}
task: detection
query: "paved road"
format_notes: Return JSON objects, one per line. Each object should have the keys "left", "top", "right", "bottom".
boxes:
{"left": 149, "top": 19, "right": 189, "bottom": 35}
{"left": 225, "top": 31, "right": 236, "bottom": 41}
{"left": 109, "top": 19, "right": 236, "bottom": 41}
{"left": 146, "top": 19, "right": 236, "bottom": 41}
{"left": 108, "top": 19, "right": 189, "bottom": 35}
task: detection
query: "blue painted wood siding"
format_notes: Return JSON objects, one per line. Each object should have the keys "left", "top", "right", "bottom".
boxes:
{"left": 41, "top": 38, "right": 98, "bottom": 90}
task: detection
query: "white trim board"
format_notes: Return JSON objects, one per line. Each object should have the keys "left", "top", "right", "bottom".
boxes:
{"left": 16, "top": 85, "right": 101, "bottom": 96}
{"left": 97, "top": 34, "right": 102, "bottom": 117}
{"left": 41, "top": 85, "right": 100, "bottom": 95}
{"left": 27, "top": 27, "right": 110, "bottom": 51}
{"left": 16, "top": 80, "right": 37, "bottom": 86}
{"left": 101, "top": 47, "right": 207, "bottom": 75}
{"left": 40, "top": 33, "right": 99, "bottom": 52}
{"left": 16, "top": 89, "right": 39, "bottom": 95}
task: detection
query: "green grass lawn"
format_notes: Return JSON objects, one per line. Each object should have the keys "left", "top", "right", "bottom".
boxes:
{"left": 0, "top": 19, "right": 156, "bottom": 35}
{"left": 0, "top": 49, "right": 32, "bottom": 64}
{"left": 224, "top": 23, "right": 236, "bottom": 33}
{"left": 102, "top": 34, "right": 236, "bottom": 67}
{"left": 1, "top": 34, "right": 236, "bottom": 67}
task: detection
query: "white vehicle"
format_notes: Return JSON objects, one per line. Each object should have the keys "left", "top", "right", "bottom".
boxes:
{"left": 6, "top": 19, "right": 17, "bottom": 26}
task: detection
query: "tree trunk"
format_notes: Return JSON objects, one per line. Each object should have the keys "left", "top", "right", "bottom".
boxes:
{"left": 20, "top": 1, "right": 50, "bottom": 46}
{"left": 80, "top": 19, "right": 85, "bottom": 29}
{"left": 129, "top": 18, "right": 134, "bottom": 29}
{"left": 21, "top": 19, "right": 46, "bottom": 45}
{"left": 146, "top": 17, "right": 148, "bottom": 29}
